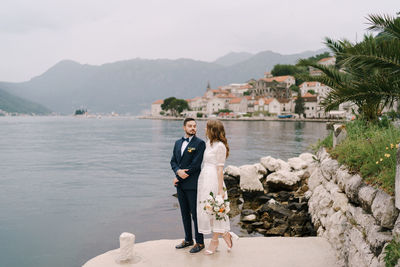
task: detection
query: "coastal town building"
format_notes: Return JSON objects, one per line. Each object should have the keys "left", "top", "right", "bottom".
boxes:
{"left": 205, "top": 93, "right": 236, "bottom": 115}
{"left": 151, "top": 99, "right": 163, "bottom": 116}
{"left": 299, "top": 82, "right": 331, "bottom": 98}
{"left": 205, "top": 88, "right": 229, "bottom": 99}
{"left": 254, "top": 98, "right": 280, "bottom": 114}
{"left": 188, "top": 97, "right": 207, "bottom": 112}
{"left": 245, "top": 95, "right": 256, "bottom": 113}
{"left": 252, "top": 75, "right": 294, "bottom": 99}
{"left": 309, "top": 56, "right": 336, "bottom": 76}
{"left": 219, "top": 83, "right": 253, "bottom": 96}
{"left": 278, "top": 98, "right": 292, "bottom": 115}
{"left": 229, "top": 97, "right": 248, "bottom": 113}
{"left": 302, "top": 93, "right": 319, "bottom": 118}
{"left": 318, "top": 57, "right": 336, "bottom": 66}
{"left": 265, "top": 75, "right": 296, "bottom": 88}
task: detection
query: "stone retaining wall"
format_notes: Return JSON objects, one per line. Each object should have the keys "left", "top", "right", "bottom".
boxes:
{"left": 224, "top": 147, "right": 400, "bottom": 266}
{"left": 307, "top": 147, "right": 400, "bottom": 267}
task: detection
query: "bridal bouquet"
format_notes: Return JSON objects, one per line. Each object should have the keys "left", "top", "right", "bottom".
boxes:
{"left": 202, "top": 190, "right": 230, "bottom": 221}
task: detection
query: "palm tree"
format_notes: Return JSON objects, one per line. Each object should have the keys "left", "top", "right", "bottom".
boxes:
{"left": 299, "top": 13, "right": 400, "bottom": 122}
{"left": 339, "top": 14, "right": 400, "bottom": 75}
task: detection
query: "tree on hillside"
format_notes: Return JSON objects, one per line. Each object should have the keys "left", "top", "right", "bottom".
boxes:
{"left": 74, "top": 108, "right": 87, "bottom": 115}
{"left": 294, "top": 94, "right": 305, "bottom": 118}
{"left": 271, "top": 64, "right": 307, "bottom": 76}
{"left": 290, "top": 84, "right": 300, "bottom": 94}
{"left": 303, "top": 52, "right": 331, "bottom": 63}
{"left": 161, "top": 97, "right": 189, "bottom": 117}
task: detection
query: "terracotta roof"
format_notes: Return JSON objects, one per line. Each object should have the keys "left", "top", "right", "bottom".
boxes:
{"left": 152, "top": 99, "right": 164, "bottom": 104}
{"left": 229, "top": 97, "right": 242, "bottom": 104}
{"left": 304, "top": 96, "right": 317, "bottom": 102}
{"left": 277, "top": 98, "right": 291, "bottom": 104}
{"left": 300, "top": 81, "right": 320, "bottom": 88}
{"left": 264, "top": 98, "right": 275, "bottom": 105}
{"left": 318, "top": 57, "right": 335, "bottom": 63}
{"left": 186, "top": 99, "right": 193, "bottom": 102}
{"left": 255, "top": 100, "right": 259, "bottom": 105}
{"left": 212, "top": 89, "right": 229, "bottom": 94}
{"left": 256, "top": 98, "right": 273, "bottom": 105}
{"left": 303, "top": 92, "right": 316, "bottom": 98}
{"left": 260, "top": 75, "right": 294, "bottom": 83}
{"left": 216, "top": 93, "right": 236, "bottom": 99}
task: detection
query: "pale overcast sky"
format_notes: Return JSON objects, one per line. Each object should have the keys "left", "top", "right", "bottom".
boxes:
{"left": 0, "top": 0, "right": 398, "bottom": 82}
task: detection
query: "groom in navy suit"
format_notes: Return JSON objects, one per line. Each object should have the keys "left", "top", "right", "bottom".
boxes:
{"left": 170, "top": 117, "right": 206, "bottom": 253}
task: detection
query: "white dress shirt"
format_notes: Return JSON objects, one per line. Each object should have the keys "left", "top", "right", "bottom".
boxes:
{"left": 181, "top": 136, "right": 193, "bottom": 156}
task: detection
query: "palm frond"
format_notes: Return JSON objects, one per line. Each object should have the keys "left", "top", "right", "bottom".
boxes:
{"left": 339, "top": 35, "right": 400, "bottom": 74}
{"left": 367, "top": 14, "right": 400, "bottom": 39}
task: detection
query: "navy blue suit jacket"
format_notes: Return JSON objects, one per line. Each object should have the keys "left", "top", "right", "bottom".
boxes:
{"left": 170, "top": 136, "right": 206, "bottom": 190}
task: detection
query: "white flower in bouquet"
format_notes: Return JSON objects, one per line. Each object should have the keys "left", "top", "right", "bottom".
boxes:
{"left": 215, "top": 195, "right": 224, "bottom": 206}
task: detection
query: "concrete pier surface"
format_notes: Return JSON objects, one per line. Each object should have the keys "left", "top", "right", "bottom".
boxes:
{"left": 83, "top": 237, "right": 339, "bottom": 267}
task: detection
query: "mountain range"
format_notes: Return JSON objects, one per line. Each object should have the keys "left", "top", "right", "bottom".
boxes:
{"left": 0, "top": 88, "right": 51, "bottom": 115}
{"left": 0, "top": 48, "right": 327, "bottom": 115}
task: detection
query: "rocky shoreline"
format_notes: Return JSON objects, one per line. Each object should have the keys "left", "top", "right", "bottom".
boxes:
{"left": 224, "top": 153, "right": 318, "bottom": 237}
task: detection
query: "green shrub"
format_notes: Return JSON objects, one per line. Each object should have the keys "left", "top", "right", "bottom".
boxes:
{"left": 253, "top": 111, "right": 272, "bottom": 117}
{"left": 385, "top": 235, "right": 400, "bottom": 267}
{"left": 312, "top": 131, "right": 333, "bottom": 153}
{"left": 328, "top": 120, "right": 400, "bottom": 194}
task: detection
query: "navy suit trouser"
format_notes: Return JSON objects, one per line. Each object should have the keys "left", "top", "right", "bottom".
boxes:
{"left": 177, "top": 186, "right": 204, "bottom": 245}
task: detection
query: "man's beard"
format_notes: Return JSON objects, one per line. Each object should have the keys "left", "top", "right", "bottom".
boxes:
{"left": 186, "top": 131, "right": 196, "bottom": 136}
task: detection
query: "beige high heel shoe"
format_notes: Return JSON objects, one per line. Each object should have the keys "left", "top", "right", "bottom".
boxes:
{"left": 204, "top": 238, "right": 219, "bottom": 255}
{"left": 222, "top": 232, "right": 239, "bottom": 251}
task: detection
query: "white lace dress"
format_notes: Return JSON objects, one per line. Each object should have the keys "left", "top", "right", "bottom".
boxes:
{"left": 197, "top": 140, "right": 230, "bottom": 234}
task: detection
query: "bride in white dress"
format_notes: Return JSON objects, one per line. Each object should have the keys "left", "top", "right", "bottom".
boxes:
{"left": 197, "top": 119, "right": 238, "bottom": 255}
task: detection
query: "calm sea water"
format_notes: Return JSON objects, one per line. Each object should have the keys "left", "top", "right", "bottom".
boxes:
{"left": 0, "top": 117, "right": 328, "bottom": 267}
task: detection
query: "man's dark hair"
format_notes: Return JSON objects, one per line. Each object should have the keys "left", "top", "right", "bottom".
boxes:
{"left": 183, "top": 117, "right": 196, "bottom": 126}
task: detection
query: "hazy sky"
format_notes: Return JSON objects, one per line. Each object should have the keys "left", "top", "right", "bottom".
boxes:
{"left": 0, "top": 0, "right": 398, "bottom": 82}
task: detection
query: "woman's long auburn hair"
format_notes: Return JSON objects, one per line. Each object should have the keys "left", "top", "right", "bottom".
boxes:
{"left": 206, "top": 119, "right": 229, "bottom": 158}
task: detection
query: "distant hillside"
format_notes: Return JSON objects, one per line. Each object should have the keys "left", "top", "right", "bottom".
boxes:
{"left": 213, "top": 52, "right": 254, "bottom": 66}
{"left": 0, "top": 88, "right": 51, "bottom": 114}
{"left": 0, "top": 48, "right": 327, "bottom": 114}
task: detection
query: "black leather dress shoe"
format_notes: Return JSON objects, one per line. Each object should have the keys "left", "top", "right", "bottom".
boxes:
{"left": 175, "top": 240, "right": 194, "bottom": 249}
{"left": 189, "top": 243, "right": 205, "bottom": 253}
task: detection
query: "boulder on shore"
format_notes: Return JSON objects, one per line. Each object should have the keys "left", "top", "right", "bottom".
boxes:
{"left": 266, "top": 170, "right": 302, "bottom": 191}
{"left": 239, "top": 165, "right": 264, "bottom": 192}
{"left": 224, "top": 165, "right": 240, "bottom": 178}
{"left": 288, "top": 157, "right": 308, "bottom": 171}
{"left": 260, "top": 156, "right": 290, "bottom": 172}
{"left": 299, "top": 153, "right": 316, "bottom": 165}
